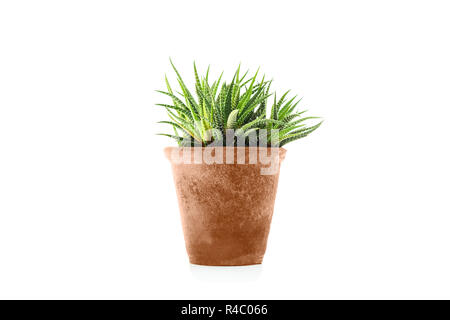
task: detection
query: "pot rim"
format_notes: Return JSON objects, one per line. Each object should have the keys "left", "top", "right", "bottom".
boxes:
{"left": 163, "top": 146, "right": 287, "bottom": 150}
{"left": 164, "top": 146, "right": 287, "bottom": 163}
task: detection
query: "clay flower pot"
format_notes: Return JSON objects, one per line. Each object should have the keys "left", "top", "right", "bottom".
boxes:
{"left": 165, "top": 147, "right": 287, "bottom": 266}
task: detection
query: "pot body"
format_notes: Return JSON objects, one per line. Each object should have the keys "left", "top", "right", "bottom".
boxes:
{"left": 165, "top": 147, "right": 286, "bottom": 266}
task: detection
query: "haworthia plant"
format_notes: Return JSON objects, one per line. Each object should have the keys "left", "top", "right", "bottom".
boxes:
{"left": 156, "top": 60, "right": 322, "bottom": 147}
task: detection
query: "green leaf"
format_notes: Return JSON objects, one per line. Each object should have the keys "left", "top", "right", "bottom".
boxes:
{"left": 279, "top": 121, "right": 323, "bottom": 146}
{"left": 156, "top": 103, "right": 193, "bottom": 120}
{"left": 156, "top": 133, "right": 185, "bottom": 143}
{"left": 223, "top": 75, "right": 236, "bottom": 126}
{"left": 226, "top": 109, "right": 239, "bottom": 129}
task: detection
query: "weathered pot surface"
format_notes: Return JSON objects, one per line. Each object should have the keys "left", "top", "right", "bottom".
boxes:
{"left": 165, "top": 147, "right": 286, "bottom": 266}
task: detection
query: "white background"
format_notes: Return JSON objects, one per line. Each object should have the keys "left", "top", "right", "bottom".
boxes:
{"left": 1, "top": 0, "right": 449, "bottom": 299}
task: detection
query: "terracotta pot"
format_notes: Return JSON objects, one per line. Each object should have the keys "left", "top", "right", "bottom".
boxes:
{"left": 164, "top": 147, "right": 287, "bottom": 266}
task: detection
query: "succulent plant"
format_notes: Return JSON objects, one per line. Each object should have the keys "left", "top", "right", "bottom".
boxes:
{"left": 156, "top": 60, "right": 322, "bottom": 147}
